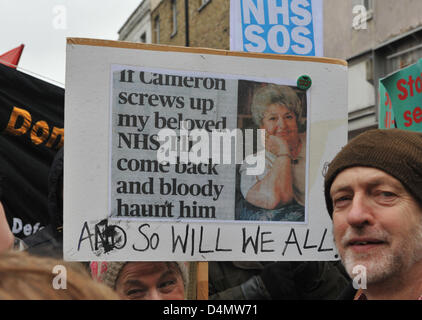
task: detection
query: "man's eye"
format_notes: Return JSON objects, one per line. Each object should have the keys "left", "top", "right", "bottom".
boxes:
{"left": 381, "top": 191, "right": 395, "bottom": 197}
{"left": 127, "top": 288, "right": 146, "bottom": 297}
{"left": 159, "top": 279, "right": 176, "bottom": 289}
{"left": 333, "top": 196, "right": 351, "bottom": 208}
{"left": 375, "top": 191, "right": 397, "bottom": 202}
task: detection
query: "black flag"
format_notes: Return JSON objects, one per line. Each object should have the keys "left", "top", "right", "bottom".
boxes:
{"left": 0, "top": 64, "right": 64, "bottom": 238}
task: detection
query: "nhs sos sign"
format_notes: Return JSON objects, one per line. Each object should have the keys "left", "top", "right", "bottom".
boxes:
{"left": 230, "top": 0, "right": 323, "bottom": 56}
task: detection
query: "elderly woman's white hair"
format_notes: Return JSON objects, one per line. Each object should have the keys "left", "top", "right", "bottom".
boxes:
{"left": 251, "top": 84, "right": 306, "bottom": 132}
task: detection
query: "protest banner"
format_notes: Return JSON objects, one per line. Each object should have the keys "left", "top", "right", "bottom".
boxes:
{"left": 64, "top": 38, "right": 347, "bottom": 261}
{"left": 230, "top": 0, "right": 324, "bottom": 56}
{"left": 0, "top": 63, "right": 64, "bottom": 238}
{"left": 378, "top": 80, "right": 396, "bottom": 129}
{"left": 381, "top": 59, "right": 422, "bottom": 131}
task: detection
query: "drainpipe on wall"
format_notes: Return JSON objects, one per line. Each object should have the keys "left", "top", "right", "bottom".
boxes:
{"left": 184, "top": 0, "right": 190, "bottom": 47}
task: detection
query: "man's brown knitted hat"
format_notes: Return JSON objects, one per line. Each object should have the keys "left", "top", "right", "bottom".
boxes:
{"left": 324, "top": 128, "right": 422, "bottom": 217}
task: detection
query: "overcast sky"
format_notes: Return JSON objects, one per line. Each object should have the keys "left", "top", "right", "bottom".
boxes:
{"left": 0, "top": 0, "right": 143, "bottom": 86}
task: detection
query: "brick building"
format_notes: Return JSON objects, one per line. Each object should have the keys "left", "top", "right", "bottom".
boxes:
{"left": 120, "top": 0, "right": 230, "bottom": 50}
{"left": 187, "top": 0, "right": 229, "bottom": 49}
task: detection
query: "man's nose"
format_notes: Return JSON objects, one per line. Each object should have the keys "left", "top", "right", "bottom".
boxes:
{"left": 145, "top": 289, "right": 162, "bottom": 300}
{"left": 346, "top": 193, "right": 373, "bottom": 227}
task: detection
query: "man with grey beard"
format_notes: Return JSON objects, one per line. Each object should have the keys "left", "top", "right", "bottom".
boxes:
{"left": 324, "top": 129, "right": 422, "bottom": 300}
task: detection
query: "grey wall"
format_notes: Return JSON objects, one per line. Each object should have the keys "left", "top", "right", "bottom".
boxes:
{"left": 324, "top": 0, "right": 422, "bottom": 59}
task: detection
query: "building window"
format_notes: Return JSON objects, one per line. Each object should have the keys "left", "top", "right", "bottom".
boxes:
{"left": 140, "top": 32, "right": 146, "bottom": 43}
{"left": 154, "top": 15, "right": 160, "bottom": 43}
{"left": 171, "top": 0, "right": 177, "bottom": 38}
{"left": 198, "top": 0, "right": 211, "bottom": 12}
{"left": 386, "top": 44, "right": 422, "bottom": 74}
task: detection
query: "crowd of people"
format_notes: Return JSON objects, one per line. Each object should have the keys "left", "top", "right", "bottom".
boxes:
{"left": 0, "top": 149, "right": 190, "bottom": 300}
{"left": 2, "top": 102, "right": 422, "bottom": 300}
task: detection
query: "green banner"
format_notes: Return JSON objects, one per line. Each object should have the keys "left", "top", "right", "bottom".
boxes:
{"left": 381, "top": 59, "right": 422, "bottom": 131}
{"left": 378, "top": 80, "right": 395, "bottom": 129}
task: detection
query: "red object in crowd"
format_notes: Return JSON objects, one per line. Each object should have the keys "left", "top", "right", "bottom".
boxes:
{"left": 0, "top": 44, "right": 25, "bottom": 68}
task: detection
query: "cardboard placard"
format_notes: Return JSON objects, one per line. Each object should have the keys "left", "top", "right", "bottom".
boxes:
{"left": 64, "top": 38, "right": 347, "bottom": 261}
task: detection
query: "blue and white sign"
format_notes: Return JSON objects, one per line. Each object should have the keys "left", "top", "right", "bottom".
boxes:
{"left": 230, "top": 0, "right": 323, "bottom": 56}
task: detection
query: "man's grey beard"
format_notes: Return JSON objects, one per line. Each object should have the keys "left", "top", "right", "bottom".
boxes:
{"left": 334, "top": 222, "right": 422, "bottom": 286}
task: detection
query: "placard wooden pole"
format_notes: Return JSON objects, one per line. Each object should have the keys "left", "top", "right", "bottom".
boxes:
{"left": 197, "top": 262, "right": 209, "bottom": 300}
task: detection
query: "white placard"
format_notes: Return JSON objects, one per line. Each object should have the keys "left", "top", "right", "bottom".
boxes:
{"left": 64, "top": 38, "right": 347, "bottom": 261}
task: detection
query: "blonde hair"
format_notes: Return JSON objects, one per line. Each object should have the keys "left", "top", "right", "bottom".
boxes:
{"left": 0, "top": 251, "right": 119, "bottom": 300}
{"left": 251, "top": 84, "right": 306, "bottom": 132}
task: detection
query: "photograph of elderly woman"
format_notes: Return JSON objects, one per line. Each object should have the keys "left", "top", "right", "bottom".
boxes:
{"left": 236, "top": 80, "right": 307, "bottom": 222}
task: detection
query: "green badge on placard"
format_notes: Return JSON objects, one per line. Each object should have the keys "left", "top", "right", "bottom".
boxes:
{"left": 297, "top": 75, "right": 312, "bottom": 90}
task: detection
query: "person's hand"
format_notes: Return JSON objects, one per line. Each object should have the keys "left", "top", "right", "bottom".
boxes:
{"left": 0, "top": 202, "right": 14, "bottom": 253}
{"left": 265, "top": 134, "right": 290, "bottom": 157}
{"left": 259, "top": 262, "right": 298, "bottom": 299}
